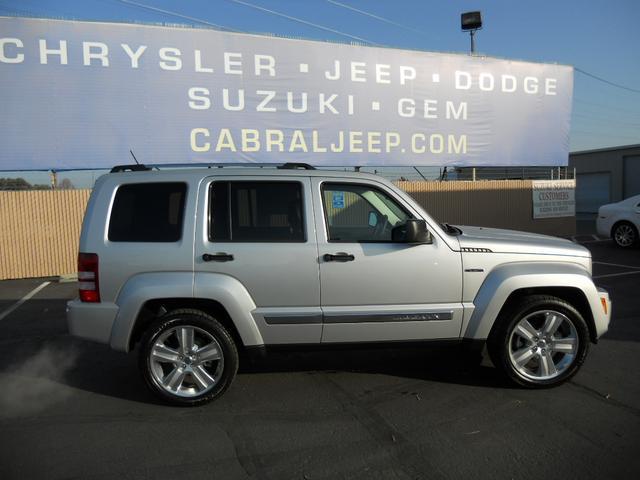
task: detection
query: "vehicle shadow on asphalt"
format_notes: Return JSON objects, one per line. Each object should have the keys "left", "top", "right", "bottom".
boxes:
{"left": 0, "top": 338, "right": 512, "bottom": 409}
{"left": 238, "top": 346, "right": 512, "bottom": 389}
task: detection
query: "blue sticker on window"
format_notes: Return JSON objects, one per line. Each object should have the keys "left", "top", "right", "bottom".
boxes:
{"left": 332, "top": 191, "right": 345, "bottom": 209}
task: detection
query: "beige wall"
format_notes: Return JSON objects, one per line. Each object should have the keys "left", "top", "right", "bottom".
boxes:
{"left": 0, "top": 181, "right": 575, "bottom": 281}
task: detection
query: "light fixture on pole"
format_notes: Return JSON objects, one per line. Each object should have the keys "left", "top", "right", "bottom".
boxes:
{"left": 461, "top": 11, "right": 482, "bottom": 54}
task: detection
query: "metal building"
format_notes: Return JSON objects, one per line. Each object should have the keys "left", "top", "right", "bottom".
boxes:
{"left": 569, "top": 144, "right": 640, "bottom": 214}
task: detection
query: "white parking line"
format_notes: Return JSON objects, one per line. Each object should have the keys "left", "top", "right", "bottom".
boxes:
{"left": 0, "top": 281, "right": 51, "bottom": 322}
{"left": 593, "top": 271, "right": 640, "bottom": 279}
{"left": 593, "top": 261, "right": 640, "bottom": 270}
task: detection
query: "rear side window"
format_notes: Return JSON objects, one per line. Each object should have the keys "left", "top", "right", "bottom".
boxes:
{"left": 109, "top": 182, "right": 187, "bottom": 242}
{"left": 209, "top": 181, "right": 305, "bottom": 242}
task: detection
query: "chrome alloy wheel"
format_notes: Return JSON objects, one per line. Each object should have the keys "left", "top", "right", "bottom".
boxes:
{"left": 614, "top": 224, "right": 636, "bottom": 247}
{"left": 148, "top": 325, "right": 224, "bottom": 398}
{"left": 508, "top": 310, "right": 578, "bottom": 381}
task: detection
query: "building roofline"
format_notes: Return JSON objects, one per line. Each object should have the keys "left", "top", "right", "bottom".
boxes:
{"left": 570, "top": 143, "right": 640, "bottom": 156}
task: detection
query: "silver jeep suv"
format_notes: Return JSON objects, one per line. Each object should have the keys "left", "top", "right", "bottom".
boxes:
{"left": 67, "top": 163, "right": 611, "bottom": 405}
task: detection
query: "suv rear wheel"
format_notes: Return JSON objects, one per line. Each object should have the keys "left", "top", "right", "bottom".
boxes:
{"left": 488, "top": 295, "right": 589, "bottom": 388}
{"left": 139, "top": 309, "right": 238, "bottom": 406}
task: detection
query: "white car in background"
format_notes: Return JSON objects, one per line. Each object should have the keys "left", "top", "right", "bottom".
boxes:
{"left": 597, "top": 194, "right": 640, "bottom": 247}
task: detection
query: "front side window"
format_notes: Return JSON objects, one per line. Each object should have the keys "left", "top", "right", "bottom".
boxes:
{"left": 322, "top": 183, "right": 411, "bottom": 242}
{"left": 209, "top": 181, "right": 305, "bottom": 242}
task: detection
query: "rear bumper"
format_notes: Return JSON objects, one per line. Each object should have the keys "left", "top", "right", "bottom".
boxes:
{"left": 66, "top": 299, "right": 119, "bottom": 344}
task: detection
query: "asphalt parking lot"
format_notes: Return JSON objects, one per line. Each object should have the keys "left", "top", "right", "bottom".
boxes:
{"left": 0, "top": 240, "right": 639, "bottom": 480}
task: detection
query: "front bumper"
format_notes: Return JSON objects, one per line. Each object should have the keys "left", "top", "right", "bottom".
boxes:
{"left": 67, "top": 299, "right": 119, "bottom": 344}
{"left": 596, "top": 217, "right": 610, "bottom": 238}
{"left": 594, "top": 287, "right": 611, "bottom": 339}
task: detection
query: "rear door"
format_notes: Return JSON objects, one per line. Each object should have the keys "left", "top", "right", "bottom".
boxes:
{"left": 312, "top": 178, "right": 464, "bottom": 343}
{"left": 194, "top": 175, "right": 321, "bottom": 344}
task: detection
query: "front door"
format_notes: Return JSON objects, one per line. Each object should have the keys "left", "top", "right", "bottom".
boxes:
{"left": 312, "top": 178, "right": 464, "bottom": 343}
{"left": 194, "top": 175, "right": 321, "bottom": 344}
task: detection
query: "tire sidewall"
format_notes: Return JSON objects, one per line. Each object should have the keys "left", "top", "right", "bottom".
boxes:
{"left": 139, "top": 312, "right": 238, "bottom": 406}
{"left": 489, "top": 297, "right": 590, "bottom": 388}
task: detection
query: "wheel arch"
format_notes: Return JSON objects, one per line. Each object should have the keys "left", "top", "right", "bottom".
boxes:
{"left": 611, "top": 219, "right": 638, "bottom": 238}
{"left": 109, "top": 271, "right": 263, "bottom": 352}
{"left": 488, "top": 286, "right": 597, "bottom": 343}
{"left": 129, "top": 298, "right": 245, "bottom": 352}
{"left": 463, "top": 262, "right": 604, "bottom": 343}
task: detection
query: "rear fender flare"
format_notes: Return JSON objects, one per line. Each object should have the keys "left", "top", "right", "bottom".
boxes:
{"left": 109, "top": 272, "right": 262, "bottom": 351}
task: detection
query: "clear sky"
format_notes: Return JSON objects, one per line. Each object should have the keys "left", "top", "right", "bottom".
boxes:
{"left": 1, "top": 0, "right": 639, "bottom": 185}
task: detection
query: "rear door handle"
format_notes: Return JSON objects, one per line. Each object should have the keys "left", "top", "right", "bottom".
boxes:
{"left": 323, "top": 252, "right": 355, "bottom": 262}
{"left": 202, "top": 253, "right": 234, "bottom": 262}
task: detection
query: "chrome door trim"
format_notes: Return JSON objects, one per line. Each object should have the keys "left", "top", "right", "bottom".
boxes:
{"left": 323, "top": 311, "right": 454, "bottom": 323}
{"left": 264, "top": 314, "right": 323, "bottom": 325}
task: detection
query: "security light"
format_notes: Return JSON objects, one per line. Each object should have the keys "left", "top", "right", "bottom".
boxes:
{"left": 461, "top": 11, "right": 482, "bottom": 31}
{"left": 461, "top": 11, "right": 482, "bottom": 54}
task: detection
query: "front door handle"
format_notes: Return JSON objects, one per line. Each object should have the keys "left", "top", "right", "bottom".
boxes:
{"left": 324, "top": 252, "right": 355, "bottom": 262}
{"left": 202, "top": 253, "right": 234, "bottom": 262}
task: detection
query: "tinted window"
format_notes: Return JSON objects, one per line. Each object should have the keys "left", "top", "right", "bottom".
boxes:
{"left": 322, "top": 183, "right": 411, "bottom": 242}
{"left": 109, "top": 182, "right": 186, "bottom": 242}
{"left": 209, "top": 181, "right": 305, "bottom": 242}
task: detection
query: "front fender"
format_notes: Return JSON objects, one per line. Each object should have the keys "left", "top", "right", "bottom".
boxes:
{"left": 463, "top": 262, "right": 607, "bottom": 340}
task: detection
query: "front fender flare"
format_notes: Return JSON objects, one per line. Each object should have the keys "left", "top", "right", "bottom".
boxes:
{"left": 463, "top": 262, "right": 603, "bottom": 340}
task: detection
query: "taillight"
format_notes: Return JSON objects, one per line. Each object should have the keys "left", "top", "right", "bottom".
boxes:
{"left": 78, "top": 253, "right": 100, "bottom": 302}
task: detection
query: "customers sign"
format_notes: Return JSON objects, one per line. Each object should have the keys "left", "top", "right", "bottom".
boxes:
{"left": 532, "top": 180, "right": 576, "bottom": 218}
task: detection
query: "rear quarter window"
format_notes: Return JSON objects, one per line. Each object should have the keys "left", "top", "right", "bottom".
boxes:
{"left": 108, "top": 182, "right": 187, "bottom": 242}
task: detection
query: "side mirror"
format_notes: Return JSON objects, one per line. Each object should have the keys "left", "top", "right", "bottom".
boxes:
{"left": 368, "top": 211, "right": 378, "bottom": 227}
{"left": 392, "top": 219, "right": 432, "bottom": 244}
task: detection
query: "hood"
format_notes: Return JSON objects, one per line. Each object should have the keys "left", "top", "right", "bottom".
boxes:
{"left": 456, "top": 225, "right": 590, "bottom": 258}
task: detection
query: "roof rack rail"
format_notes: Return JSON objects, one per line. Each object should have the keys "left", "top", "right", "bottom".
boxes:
{"left": 110, "top": 164, "right": 152, "bottom": 173}
{"left": 277, "top": 162, "right": 316, "bottom": 170}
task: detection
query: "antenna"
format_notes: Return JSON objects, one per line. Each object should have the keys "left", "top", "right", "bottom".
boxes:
{"left": 129, "top": 149, "right": 140, "bottom": 165}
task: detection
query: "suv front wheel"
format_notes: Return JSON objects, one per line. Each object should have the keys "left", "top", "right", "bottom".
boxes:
{"left": 139, "top": 309, "right": 239, "bottom": 406}
{"left": 612, "top": 221, "right": 637, "bottom": 248}
{"left": 488, "top": 295, "right": 589, "bottom": 388}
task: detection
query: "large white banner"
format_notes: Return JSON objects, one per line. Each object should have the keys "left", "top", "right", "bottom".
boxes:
{"left": 0, "top": 17, "right": 573, "bottom": 171}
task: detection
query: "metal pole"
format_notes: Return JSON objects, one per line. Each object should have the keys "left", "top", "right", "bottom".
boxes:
{"left": 472, "top": 167, "right": 476, "bottom": 181}
{"left": 414, "top": 166, "right": 428, "bottom": 181}
{"left": 470, "top": 30, "right": 476, "bottom": 54}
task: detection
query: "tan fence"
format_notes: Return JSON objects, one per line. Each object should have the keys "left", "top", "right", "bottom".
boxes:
{"left": 0, "top": 180, "right": 575, "bottom": 281}
{"left": 397, "top": 180, "right": 575, "bottom": 236}
{"left": 0, "top": 190, "right": 91, "bottom": 280}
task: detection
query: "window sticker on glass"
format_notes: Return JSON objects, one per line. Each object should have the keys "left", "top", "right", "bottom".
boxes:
{"left": 332, "top": 191, "right": 345, "bottom": 209}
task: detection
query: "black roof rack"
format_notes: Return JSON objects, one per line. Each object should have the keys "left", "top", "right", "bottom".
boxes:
{"left": 110, "top": 164, "right": 152, "bottom": 173}
{"left": 109, "top": 162, "right": 317, "bottom": 173}
{"left": 277, "top": 162, "right": 316, "bottom": 170}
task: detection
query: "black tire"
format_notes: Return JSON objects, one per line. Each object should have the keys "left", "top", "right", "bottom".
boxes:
{"left": 612, "top": 221, "right": 638, "bottom": 248}
{"left": 138, "top": 308, "right": 239, "bottom": 406}
{"left": 487, "top": 295, "right": 590, "bottom": 388}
